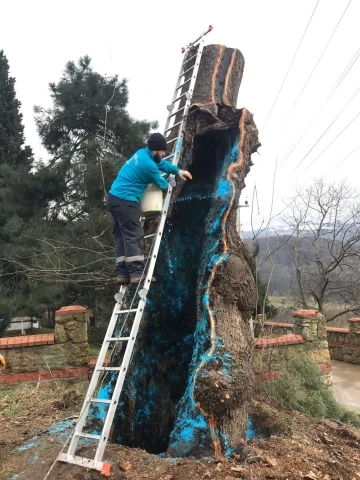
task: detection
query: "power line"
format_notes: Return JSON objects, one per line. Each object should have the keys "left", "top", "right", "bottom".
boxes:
{"left": 324, "top": 143, "right": 360, "bottom": 177}
{"left": 277, "top": 47, "right": 360, "bottom": 171}
{"left": 274, "top": 0, "right": 353, "bottom": 139}
{"left": 261, "top": 0, "right": 320, "bottom": 135}
{"left": 289, "top": 83, "right": 360, "bottom": 174}
{"left": 300, "top": 110, "right": 360, "bottom": 175}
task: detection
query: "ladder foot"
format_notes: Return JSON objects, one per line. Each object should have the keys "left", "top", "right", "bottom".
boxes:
{"left": 101, "top": 461, "right": 111, "bottom": 476}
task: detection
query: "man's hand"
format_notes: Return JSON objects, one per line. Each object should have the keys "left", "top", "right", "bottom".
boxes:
{"left": 178, "top": 170, "right": 193, "bottom": 182}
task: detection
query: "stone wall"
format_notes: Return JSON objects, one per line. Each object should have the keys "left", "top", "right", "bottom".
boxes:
{"left": 0, "top": 305, "right": 88, "bottom": 377}
{"left": 327, "top": 318, "right": 360, "bottom": 365}
{"left": 255, "top": 315, "right": 360, "bottom": 366}
{"left": 252, "top": 309, "right": 332, "bottom": 386}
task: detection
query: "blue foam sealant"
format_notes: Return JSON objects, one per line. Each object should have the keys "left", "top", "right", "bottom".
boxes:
{"left": 246, "top": 417, "right": 256, "bottom": 441}
{"left": 167, "top": 137, "right": 244, "bottom": 457}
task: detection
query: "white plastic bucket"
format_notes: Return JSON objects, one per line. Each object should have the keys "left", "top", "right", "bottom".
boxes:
{"left": 140, "top": 184, "right": 163, "bottom": 216}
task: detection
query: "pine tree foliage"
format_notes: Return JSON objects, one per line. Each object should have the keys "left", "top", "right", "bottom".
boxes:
{"left": 34, "top": 56, "right": 156, "bottom": 219}
{"left": 0, "top": 54, "right": 157, "bottom": 334}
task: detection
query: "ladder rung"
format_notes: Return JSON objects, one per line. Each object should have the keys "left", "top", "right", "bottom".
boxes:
{"left": 168, "top": 106, "right": 185, "bottom": 119}
{"left": 58, "top": 453, "right": 103, "bottom": 471}
{"left": 167, "top": 137, "right": 179, "bottom": 145}
{"left": 76, "top": 432, "right": 101, "bottom": 440}
{"left": 118, "top": 309, "right": 137, "bottom": 314}
{"left": 164, "top": 121, "right": 182, "bottom": 134}
{"left": 98, "top": 366, "right": 123, "bottom": 371}
{"left": 105, "top": 336, "right": 130, "bottom": 342}
{"left": 90, "top": 398, "right": 112, "bottom": 404}
{"left": 183, "top": 52, "right": 198, "bottom": 66}
{"left": 144, "top": 233, "right": 156, "bottom": 239}
{"left": 179, "top": 66, "right": 194, "bottom": 78}
{"left": 172, "top": 90, "right": 189, "bottom": 104}
{"left": 163, "top": 153, "right": 174, "bottom": 161}
{"left": 176, "top": 78, "right": 192, "bottom": 90}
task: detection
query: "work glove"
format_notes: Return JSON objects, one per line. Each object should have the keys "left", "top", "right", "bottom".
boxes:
{"left": 178, "top": 170, "right": 193, "bottom": 182}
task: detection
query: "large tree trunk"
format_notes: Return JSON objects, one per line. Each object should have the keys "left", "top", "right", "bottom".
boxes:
{"left": 96, "top": 44, "right": 259, "bottom": 458}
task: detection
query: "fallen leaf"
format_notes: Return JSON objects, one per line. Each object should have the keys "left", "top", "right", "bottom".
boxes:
{"left": 231, "top": 466, "right": 247, "bottom": 473}
{"left": 119, "top": 460, "right": 132, "bottom": 471}
{"left": 264, "top": 457, "right": 277, "bottom": 467}
{"left": 302, "top": 472, "right": 317, "bottom": 480}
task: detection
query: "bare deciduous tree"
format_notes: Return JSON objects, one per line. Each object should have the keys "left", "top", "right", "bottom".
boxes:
{"left": 283, "top": 179, "right": 360, "bottom": 322}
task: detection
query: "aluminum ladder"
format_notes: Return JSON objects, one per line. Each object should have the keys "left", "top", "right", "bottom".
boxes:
{"left": 58, "top": 25, "right": 213, "bottom": 476}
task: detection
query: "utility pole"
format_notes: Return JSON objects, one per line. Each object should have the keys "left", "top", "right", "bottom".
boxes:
{"left": 236, "top": 197, "right": 249, "bottom": 240}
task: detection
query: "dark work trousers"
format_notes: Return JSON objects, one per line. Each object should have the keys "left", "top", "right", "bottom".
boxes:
{"left": 106, "top": 194, "right": 144, "bottom": 278}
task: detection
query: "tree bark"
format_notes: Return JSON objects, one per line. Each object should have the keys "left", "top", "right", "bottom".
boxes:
{"left": 100, "top": 44, "right": 259, "bottom": 458}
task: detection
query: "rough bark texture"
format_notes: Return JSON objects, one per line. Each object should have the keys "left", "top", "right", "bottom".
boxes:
{"left": 94, "top": 44, "right": 260, "bottom": 458}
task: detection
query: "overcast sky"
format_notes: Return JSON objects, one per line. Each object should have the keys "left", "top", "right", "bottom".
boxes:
{"left": 1, "top": 0, "right": 359, "bottom": 230}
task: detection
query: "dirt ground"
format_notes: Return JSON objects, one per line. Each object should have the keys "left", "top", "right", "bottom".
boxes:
{"left": 0, "top": 380, "right": 360, "bottom": 480}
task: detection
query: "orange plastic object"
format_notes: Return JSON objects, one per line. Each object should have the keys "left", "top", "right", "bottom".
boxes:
{"left": 101, "top": 462, "right": 111, "bottom": 476}
{"left": 0, "top": 354, "right": 5, "bottom": 370}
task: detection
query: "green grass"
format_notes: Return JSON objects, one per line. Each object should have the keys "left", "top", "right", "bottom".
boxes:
{"left": 264, "top": 357, "right": 360, "bottom": 426}
{"left": 88, "top": 343, "right": 101, "bottom": 357}
{"left": 0, "top": 380, "right": 88, "bottom": 419}
{"left": 268, "top": 296, "right": 294, "bottom": 309}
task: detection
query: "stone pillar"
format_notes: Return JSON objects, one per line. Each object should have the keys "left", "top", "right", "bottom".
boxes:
{"left": 348, "top": 317, "right": 360, "bottom": 336}
{"left": 292, "top": 309, "right": 332, "bottom": 386}
{"left": 254, "top": 313, "right": 267, "bottom": 338}
{"left": 55, "top": 305, "right": 89, "bottom": 367}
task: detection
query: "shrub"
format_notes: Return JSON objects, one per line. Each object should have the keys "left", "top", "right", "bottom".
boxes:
{"left": 264, "top": 357, "right": 360, "bottom": 426}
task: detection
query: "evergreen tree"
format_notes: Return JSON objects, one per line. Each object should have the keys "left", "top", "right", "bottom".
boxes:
{"left": 35, "top": 56, "right": 156, "bottom": 219}
{"left": 0, "top": 50, "right": 33, "bottom": 170}
{"left": 0, "top": 50, "right": 37, "bottom": 332}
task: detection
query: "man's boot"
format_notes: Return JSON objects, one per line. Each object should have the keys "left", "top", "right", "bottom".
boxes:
{"left": 116, "top": 275, "right": 130, "bottom": 285}
{"left": 130, "top": 272, "right": 156, "bottom": 284}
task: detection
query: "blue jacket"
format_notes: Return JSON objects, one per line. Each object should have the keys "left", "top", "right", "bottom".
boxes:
{"left": 109, "top": 147, "right": 180, "bottom": 203}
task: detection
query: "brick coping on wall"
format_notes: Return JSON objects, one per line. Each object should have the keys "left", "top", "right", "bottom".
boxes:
{"left": 256, "top": 321, "right": 294, "bottom": 328}
{"left": 0, "top": 333, "right": 55, "bottom": 349}
{"left": 55, "top": 305, "right": 87, "bottom": 316}
{"left": 0, "top": 367, "right": 89, "bottom": 384}
{"left": 326, "top": 327, "right": 350, "bottom": 333}
{"left": 0, "top": 358, "right": 109, "bottom": 384}
{"left": 255, "top": 334, "right": 304, "bottom": 348}
{"left": 259, "top": 321, "right": 360, "bottom": 335}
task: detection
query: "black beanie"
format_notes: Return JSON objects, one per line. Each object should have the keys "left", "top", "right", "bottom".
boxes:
{"left": 147, "top": 133, "right": 167, "bottom": 151}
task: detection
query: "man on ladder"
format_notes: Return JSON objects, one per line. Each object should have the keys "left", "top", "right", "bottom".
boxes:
{"left": 107, "top": 132, "right": 192, "bottom": 285}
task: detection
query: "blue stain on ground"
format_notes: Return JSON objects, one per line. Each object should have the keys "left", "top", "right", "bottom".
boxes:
{"left": 15, "top": 419, "right": 74, "bottom": 453}
{"left": 16, "top": 437, "right": 39, "bottom": 452}
{"left": 47, "top": 419, "right": 74, "bottom": 438}
{"left": 31, "top": 452, "right": 40, "bottom": 462}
